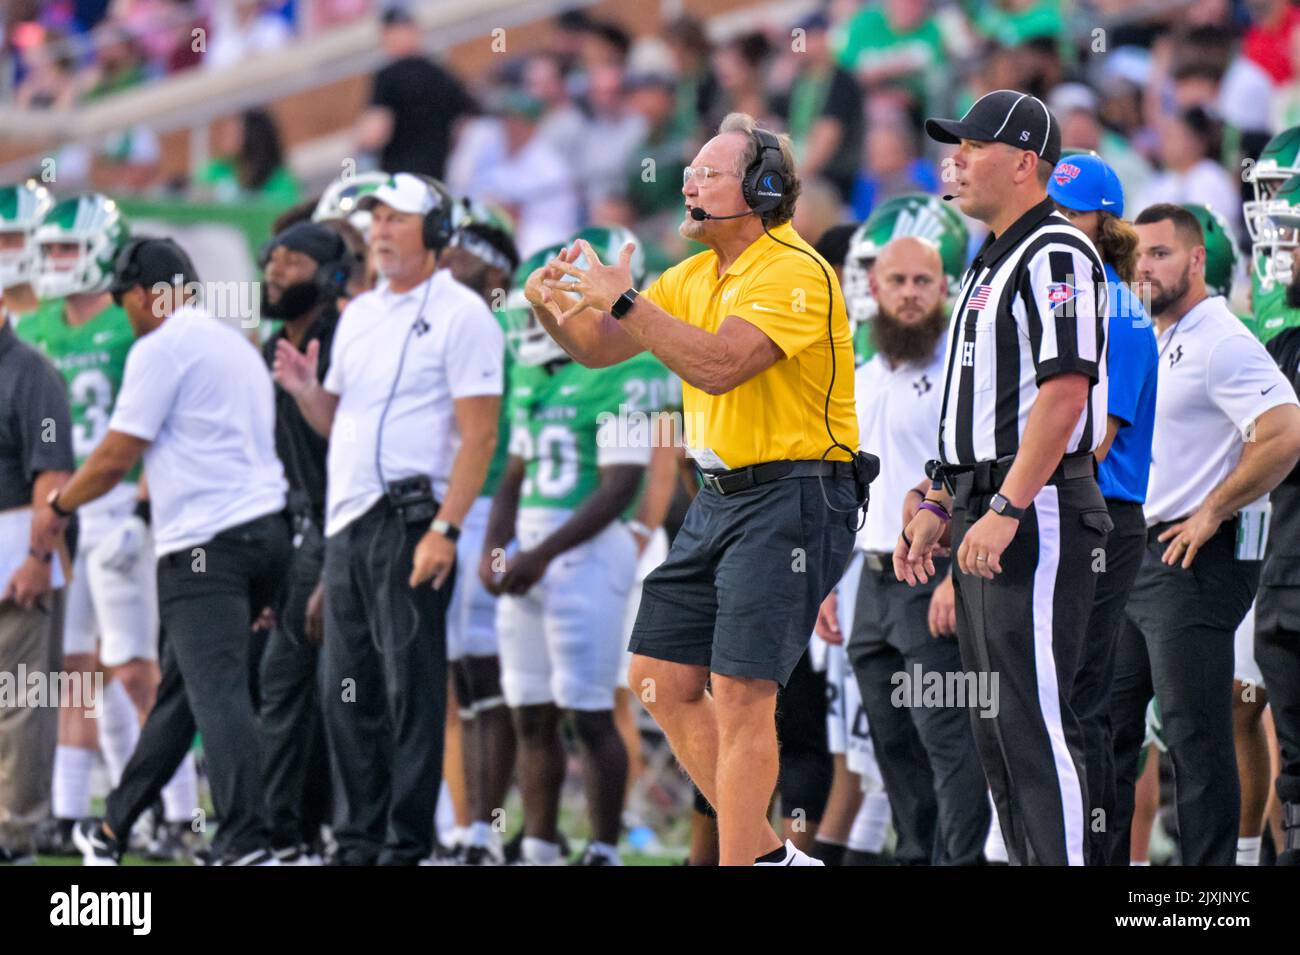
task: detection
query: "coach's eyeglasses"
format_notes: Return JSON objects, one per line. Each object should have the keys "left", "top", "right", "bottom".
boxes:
{"left": 682, "top": 166, "right": 738, "bottom": 186}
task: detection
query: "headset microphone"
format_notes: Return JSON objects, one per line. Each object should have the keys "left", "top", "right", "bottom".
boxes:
{"left": 942, "top": 194, "right": 956, "bottom": 201}
{"left": 689, "top": 207, "right": 755, "bottom": 222}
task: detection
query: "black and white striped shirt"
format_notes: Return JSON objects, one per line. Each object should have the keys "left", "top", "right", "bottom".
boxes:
{"left": 938, "top": 198, "right": 1108, "bottom": 465}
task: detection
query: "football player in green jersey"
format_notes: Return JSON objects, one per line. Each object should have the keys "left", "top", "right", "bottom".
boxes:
{"left": 841, "top": 193, "right": 968, "bottom": 363}
{"left": 433, "top": 217, "right": 522, "bottom": 865}
{"left": 1245, "top": 127, "right": 1300, "bottom": 341}
{"left": 483, "top": 225, "right": 661, "bottom": 866}
{"left": 21, "top": 194, "right": 198, "bottom": 858}
{"left": 0, "top": 179, "right": 52, "bottom": 316}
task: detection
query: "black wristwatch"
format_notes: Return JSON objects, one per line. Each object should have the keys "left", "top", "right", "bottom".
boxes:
{"left": 989, "top": 493, "right": 1025, "bottom": 521}
{"left": 47, "top": 488, "right": 73, "bottom": 518}
{"left": 431, "top": 518, "right": 461, "bottom": 542}
{"left": 610, "top": 288, "right": 639, "bottom": 319}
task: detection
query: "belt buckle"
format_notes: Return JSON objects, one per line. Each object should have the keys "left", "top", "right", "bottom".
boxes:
{"left": 702, "top": 472, "right": 724, "bottom": 495}
{"left": 864, "top": 552, "right": 887, "bottom": 573}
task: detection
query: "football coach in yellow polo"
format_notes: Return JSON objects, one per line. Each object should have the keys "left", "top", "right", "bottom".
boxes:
{"left": 522, "top": 112, "right": 870, "bottom": 866}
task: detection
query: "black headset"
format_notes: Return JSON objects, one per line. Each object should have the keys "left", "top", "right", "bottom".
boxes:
{"left": 741, "top": 128, "right": 790, "bottom": 221}
{"left": 408, "top": 173, "right": 456, "bottom": 251}
{"left": 111, "top": 237, "right": 198, "bottom": 303}
{"left": 258, "top": 226, "right": 354, "bottom": 301}
{"left": 741, "top": 127, "right": 877, "bottom": 523}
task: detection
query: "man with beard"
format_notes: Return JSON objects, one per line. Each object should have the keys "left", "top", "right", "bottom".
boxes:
{"left": 841, "top": 235, "right": 990, "bottom": 865}
{"left": 257, "top": 222, "right": 356, "bottom": 864}
{"left": 1107, "top": 204, "right": 1300, "bottom": 865}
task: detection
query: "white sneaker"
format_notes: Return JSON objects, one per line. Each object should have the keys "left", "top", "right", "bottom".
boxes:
{"left": 754, "top": 839, "right": 824, "bottom": 866}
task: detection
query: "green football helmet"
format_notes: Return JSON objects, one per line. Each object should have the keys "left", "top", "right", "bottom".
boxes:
{"left": 1181, "top": 203, "right": 1239, "bottom": 298}
{"left": 450, "top": 195, "right": 515, "bottom": 237}
{"left": 1259, "top": 173, "right": 1300, "bottom": 289}
{"left": 502, "top": 242, "right": 568, "bottom": 367}
{"left": 33, "top": 193, "right": 129, "bottom": 300}
{"left": 312, "top": 170, "right": 389, "bottom": 236}
{"left": 843, "top": 193, "right": 969, "bottom": 325}
{"left": 1245, "top": 126, "right": 1300, "bottom": 288}
{"left": 0, "top": 180, "right": 53, "bottom": 290}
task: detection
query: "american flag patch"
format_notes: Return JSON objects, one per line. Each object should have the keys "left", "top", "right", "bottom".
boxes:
{"left": 968, "top": 285, "right": 992, "bottom": 311}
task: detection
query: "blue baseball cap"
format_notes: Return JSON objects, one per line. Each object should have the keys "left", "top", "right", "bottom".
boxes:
{"left": 1048, "top": 153, "right": 1124, "bottom": 217}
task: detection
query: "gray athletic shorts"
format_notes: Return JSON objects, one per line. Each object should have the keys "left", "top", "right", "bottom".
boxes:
{"left": 628, "top": 474, "right": 858, "bottom": 686}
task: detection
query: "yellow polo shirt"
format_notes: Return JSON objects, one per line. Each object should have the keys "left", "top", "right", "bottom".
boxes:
{"left": 642, "top": 221, "right": 858, "bottom": 469}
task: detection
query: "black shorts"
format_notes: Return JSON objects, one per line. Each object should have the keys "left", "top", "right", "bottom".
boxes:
{"left": 628, "top": 474, "right": 857, "bottom": 686}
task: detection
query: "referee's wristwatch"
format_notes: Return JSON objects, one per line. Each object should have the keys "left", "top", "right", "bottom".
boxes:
{"left": 431, "top": 518, "right": 461, "bottom": 542}
{"left": 988, "top": 493, "right": 1025, "bottom": 522}
{"left": 610, "top": 288, "right": 639, "bottom": 319}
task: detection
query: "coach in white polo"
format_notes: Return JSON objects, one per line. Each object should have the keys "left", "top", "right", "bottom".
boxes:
{"left": 273, "top": 172, "right": 503, "bottom": 865}
{"left": 33, "top": 238, "right": 291, "bottom": 866}
{"left": 1109, "top": 204, "right": 1300, "bottom": 866}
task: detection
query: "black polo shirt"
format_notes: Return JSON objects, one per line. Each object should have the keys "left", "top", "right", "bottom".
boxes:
{"left": 0, "top": 319, "right": 75, "bottom": 510}
{"left": 262, "top": 309, "right": 337, "bottom": 526}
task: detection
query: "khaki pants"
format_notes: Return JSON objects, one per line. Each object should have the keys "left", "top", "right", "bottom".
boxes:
{"left": 0, "top": 589, "right": 64, "bottom": 854}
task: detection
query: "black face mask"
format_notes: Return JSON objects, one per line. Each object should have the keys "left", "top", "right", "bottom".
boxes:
{"left": 261, "top": 279, "right": 322, "bottom": 320}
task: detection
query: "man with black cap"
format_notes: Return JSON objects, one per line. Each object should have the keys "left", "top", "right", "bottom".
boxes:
{"left": 31, "top": 238, "right": 291, "bottom": 866}
{"left": 256, "top": 222, "right": 354, "bottom": 864}
{"left": 896, "top": 90, "right": 1111, "bottom": 865}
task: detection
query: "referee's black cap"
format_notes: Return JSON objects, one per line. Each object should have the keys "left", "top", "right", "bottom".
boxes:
{"left": 109, "top": 237, "right": 200, "bottom": 295}
{"left": 925, "top": 89, "right": 1062, "bottom": 165}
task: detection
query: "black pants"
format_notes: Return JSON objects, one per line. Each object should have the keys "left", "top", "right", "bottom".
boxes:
{"left": 847, "top": 556, "right": 989, "bottom": 865}
{"left": 1255, "top": 556, "right": 1300, "bottom": 808}
{"left": 321, "top": 497, "right": 453, "bottom": 865}
{"left": 259, "top": 519, "right": 330, "bottom": 851}
{"left": 1110, "top": 523, "right": 1259, "bottom": 866}
{"left": 105, "top": 512, "right": 291, "bottom": 861}
{"left": 951, "top": 473, "right": 1109, "bottom": 866}
{"left": 775, "top": 650, "right": 832, "bottom": 823}
{"left": 1070, "top": 498, "right": 1146, "bottom": 866}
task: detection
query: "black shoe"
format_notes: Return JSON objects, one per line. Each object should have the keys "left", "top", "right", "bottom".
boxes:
{"left": 145, "top": 821, "right": 201, "bottom": 863}
{"left": 460, "top": 843, "right": 503, "bottom": 866}
{"left": 34, "top": 817, "right": 78, "bottom": 856}
{"left": 502, "top": 830, "right": 524, "bottom": 865}
{"left": 572, "top": 845, "right": 622, "bottom": 866}
{"left": 213, "top": 848, "right": 278, "bottom": 866}
{"left": 72, "top": 819, "right": 122, "bottom": 866}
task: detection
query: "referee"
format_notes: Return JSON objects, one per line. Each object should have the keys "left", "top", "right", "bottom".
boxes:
{"left": 898, "top": 90, "right": 1110, "bottom": 866}
{"left": 524, "top": 113, "right": 866, "bottom": 867}
{"left": 33, "top": 238, "right": 291, "bottom": 866}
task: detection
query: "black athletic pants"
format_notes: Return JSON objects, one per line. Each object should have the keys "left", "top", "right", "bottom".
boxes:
{"left": 847, "top": 555, "right": 989, "bottom": 865}
{"left": 950, "top": 472, "right": 1110, "bottom": 866}
{"left": 1070, "top": 498, "right": 1146, "bottom": 866}
{"left": 259, "top": 518, "right": 330, "bottom": 852}
{"left": 321, "top": 497, "right": 453, "bottom": 865}
{"left": 1110, "top": 522, "right": 1258, "bottom": 866}
{"left": 1255, "top": 560, "right": 1300, "bottom": 811}
{"left": 105, "top": 512, "right": 291, "bottom": 862}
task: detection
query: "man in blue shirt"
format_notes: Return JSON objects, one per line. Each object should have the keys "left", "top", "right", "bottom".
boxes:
{"left": 1048, "top": 153, "right": 1158, "bottom": 865}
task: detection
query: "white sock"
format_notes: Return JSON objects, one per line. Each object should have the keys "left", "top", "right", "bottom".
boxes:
{"left": 467, "top": 820, "right": 498, "bottom": 849}
{"left": 1130, "top": 859, "right": 1150, "bottom": 866}
{"left": 847, "top": 789, "right": 891, "bottom": 854}
{"left": 521, "top": 836, "right": 561, "bottom": 864}
{"left": 98, "top": 679, "right": 139, "bottom": 788}
{"left": 1236, "top": 836, "right": 1262, "bottom": 866}
{"left": 160, "top": 751, "right": 198, "bottom": 823}
{"left": 52, "top": 745, "right": 95, "bottom": 819}
{"left": 586, "top": 840, "right": 620, "bottom": 862}
{"left": 434, "top": 781, "right": 456, "bottom": 844}
{"left": 983, "top": 792, "right": 1009, "bottom": 864}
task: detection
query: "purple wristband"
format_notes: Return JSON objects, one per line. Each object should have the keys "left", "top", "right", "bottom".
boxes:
{"left": 918, "top": 500, "right": 951, "bottom": 523}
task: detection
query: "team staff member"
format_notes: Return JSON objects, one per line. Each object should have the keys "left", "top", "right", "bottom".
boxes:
{"left": 844, "top": 235, "right": 989, "bottom": 865}
{"left": 1046, "top": 155, "right": 1158, "bottom": 866}
{"left": 257, "top": 222, "right": 354, "bottom": 864}
{"left": 273, "top": 173, "right": 503, "bottom": 866}
{"left": 525, "top": 113, "right": 862, "bottom": 867}
{"left": 0, "top": 299, "right": 72, "bottom": 864}
{"left": 1109, "top": 205, "right": 1300, "bottom": 866}
{"left": 899, "top": 90, "right": 1110, "bottom": 867}
{"left": 39, "top": 239, "right": 291, "bottom": 866}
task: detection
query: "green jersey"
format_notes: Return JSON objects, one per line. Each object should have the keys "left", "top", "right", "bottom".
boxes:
{"left": 1249, "top": 264, "right": 1300, "bottom": 342}
{"left": 508, "top": 356, "right": 666, "bottom": 512}
{"left": 16, "top": 298, "right": 139, "bottom": 476}
{"left": 481, "top": 309, "right": 514, "bottom": 498}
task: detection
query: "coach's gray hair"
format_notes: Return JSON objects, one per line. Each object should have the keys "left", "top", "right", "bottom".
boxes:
{"left": 718, "top": 112, "right": 801, "bottom": 226}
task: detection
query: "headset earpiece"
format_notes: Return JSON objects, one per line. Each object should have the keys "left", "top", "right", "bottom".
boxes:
{"left": 410, "top": 174, "right": 454, "bottom": 251}
{"left": 741, "top": 128, "right": 789, "bottom": 221}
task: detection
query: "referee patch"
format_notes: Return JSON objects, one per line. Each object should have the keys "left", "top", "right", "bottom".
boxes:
{"left": 1046, "top": 282, "right": 1079, "bottom": 308}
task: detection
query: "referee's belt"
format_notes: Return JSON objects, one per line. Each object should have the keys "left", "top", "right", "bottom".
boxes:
{"left": 697, "top": 459, "right": 855, "bottom": 496}
{"left": 934, "top": 452, "right": 1095, "bottom": 496}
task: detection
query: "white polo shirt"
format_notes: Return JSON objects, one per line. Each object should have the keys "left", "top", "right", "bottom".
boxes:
{"left": 324, "top": 268, "right": 503, "bottom": 537}
{"left": 1146, "top": 295, "right": 1299, "bottom": 525}
{"left": 855, "top": 337, "right": 948, "bottom": 553}
{"left": 109, "top": 305, "right": 287, "bottom": 557}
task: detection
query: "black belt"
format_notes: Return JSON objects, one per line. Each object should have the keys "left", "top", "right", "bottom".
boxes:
{"left": 936, "top": 453, "right": 1095, "bottom": 496}
{"left": 697, "top": 459, "right": 854, "bottom": 496}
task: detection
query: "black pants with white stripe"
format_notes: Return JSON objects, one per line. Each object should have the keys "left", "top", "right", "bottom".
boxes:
{"left": 1110, "top": 524, "right": 1258, "bottom": 866}
{"left": 950, "top": 473, "right": 1110, "bottom": 866}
